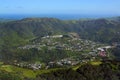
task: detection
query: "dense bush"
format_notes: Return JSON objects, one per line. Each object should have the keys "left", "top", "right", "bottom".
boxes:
{"left": 0, "top": 70, "right": 22, "bottom": 80}
{"left": 36, "top": 61, "right": 120, "bottom": 80}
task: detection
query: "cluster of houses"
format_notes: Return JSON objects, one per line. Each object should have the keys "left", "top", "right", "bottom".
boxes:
{"left": 47, "top": 58, "right": 79, "bottom": 68}
{"left": 18, "top": 33, "right": 104, "bottom": 53}
{"left": 16, "top": 33, "right": 114, "bottom": 70}
{"left": 14, "top": 62, "right": 42, "bottom": 70}
{"left": 42, "top": 35, "right": 63, "bottom": 39}
{"left": 97, "top": 46, "right": 113, "bottom": 57}
{"left": 15, "top": 45, "right": 113, "bottom": 70}
{"left": 14, "top": 54, "right": 98, "bottom": 70}
{"left": 18, "top": 44, "right": 42, "bottom": 50}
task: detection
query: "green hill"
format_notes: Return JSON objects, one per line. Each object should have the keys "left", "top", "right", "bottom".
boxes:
{"left": 1, "top": 17, "right": 120, "bottom": 44}
{"left": 0, "top": 17, "right": 120, "bottom": 62}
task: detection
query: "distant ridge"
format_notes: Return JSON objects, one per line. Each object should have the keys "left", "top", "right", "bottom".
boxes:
{"left": 0, "top": 16, "right": 120, "bottom": 44}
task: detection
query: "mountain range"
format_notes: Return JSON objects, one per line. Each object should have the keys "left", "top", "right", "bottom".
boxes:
{"left": 0, "top": 17, "right": 120, "bottom": 45}
{"left": 0, "top": 17, "right": 120, "bottom": 62}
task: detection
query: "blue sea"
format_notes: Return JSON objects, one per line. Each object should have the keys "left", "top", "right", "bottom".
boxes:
{"left": 0, "top": 14, "right": 119, "bottom": 20}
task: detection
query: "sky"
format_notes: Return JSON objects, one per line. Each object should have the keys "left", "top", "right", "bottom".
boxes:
{"left": 0, "top": 0, "right": 120, "bottom": 16}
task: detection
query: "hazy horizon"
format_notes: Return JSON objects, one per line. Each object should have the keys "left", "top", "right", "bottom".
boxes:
{"left": 0, "top": 0, "right": 120, "bottom": 19}
{"left": 1, "top": 0, "right": 120, "bottom": 14}
{"left": 0, "top": 14, "right": 120, "bottom": 20}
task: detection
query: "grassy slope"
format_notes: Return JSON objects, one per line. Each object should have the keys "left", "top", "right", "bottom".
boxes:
{"left": 0, "top": 61, "right": 102, "bottom": 79}
{"left": 72, "top": 61, "right": 102, "bottom": 70}
{"left": 0, "top": 64, "right": 64, "bottom": 78}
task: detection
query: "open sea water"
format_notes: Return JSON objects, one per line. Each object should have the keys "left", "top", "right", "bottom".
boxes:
{"left": 0, "top": 14, "right": 118, "bottom": 20}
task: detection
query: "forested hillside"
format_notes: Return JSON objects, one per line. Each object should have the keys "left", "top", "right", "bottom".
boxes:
{"left": 0, "top": 17, "right": 120, "bottom": 62}
{"left": 37, "top": 61, "right": 120, "bottom": 80}
{"left": 0, "top": 17, "right": 120, "bottom": 45}
{"left": 0, "top": 17, "right": 120, "bottom": 80}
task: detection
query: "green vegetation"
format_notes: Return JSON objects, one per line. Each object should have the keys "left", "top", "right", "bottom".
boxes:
{"left": 0, "top": 17, "right": 120, "bottom": 80}
{"left": 0, "top": 60, "right": 120, "bottom": 80}
{"left": 0, "top": 70, "right": 22, "bottom": 80}
{"left": 0, "top": 64, "right": 65, "bottom": 79}
{"left": 112, "top": 47, "right": 120, "bottom": 60}
{"left": 90, "top": 61, "right": 102, "bottom": 65}
{"left": 36, "top": 61, "right": 120, "bottom": 80}
{"left": 0, "top": 17, "right": 120, "bottom": 62}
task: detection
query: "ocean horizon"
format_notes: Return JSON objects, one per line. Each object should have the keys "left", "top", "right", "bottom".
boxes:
{"left": 0, "top": 14, "right": 119, "bottom": 20}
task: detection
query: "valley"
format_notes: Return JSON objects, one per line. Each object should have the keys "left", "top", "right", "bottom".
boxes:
{"left": 0, "top": 17, "right": 120, "bottom": 80}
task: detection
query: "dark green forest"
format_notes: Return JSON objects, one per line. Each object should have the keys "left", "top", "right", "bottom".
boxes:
{"left": 36, "top": 61, "right": 120, "bottom": 80}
